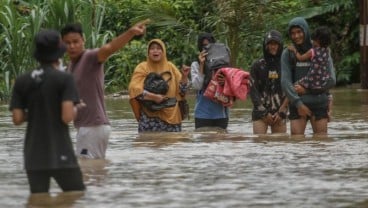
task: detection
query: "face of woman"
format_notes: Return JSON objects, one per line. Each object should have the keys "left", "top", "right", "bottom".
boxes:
{"left": 148, "top": 43, "right": 163, "bottom": 62}
{"left": 201, "top": 39, "right": 210, "bottom": 51}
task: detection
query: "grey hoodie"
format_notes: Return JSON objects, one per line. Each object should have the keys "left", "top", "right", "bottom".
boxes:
{"left": 280, "top": 17, "right": 336, "bottom": 108}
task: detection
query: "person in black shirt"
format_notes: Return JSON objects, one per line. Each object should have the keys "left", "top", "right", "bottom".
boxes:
{"left": 249, "top": 30, "right": 288, "bottom": 134}
{"left": 9, "top": 29, "right": 85, "bottom": 193}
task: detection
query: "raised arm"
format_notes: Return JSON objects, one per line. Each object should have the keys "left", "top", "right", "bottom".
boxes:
{"left": 97, "top": 19, "right": 150, "bottom": 63}
{"left": 190, "top": 61, "right": 203, "bottom": 90}
{"left": 190, "top": 50, "right": 207, "bottom": 90}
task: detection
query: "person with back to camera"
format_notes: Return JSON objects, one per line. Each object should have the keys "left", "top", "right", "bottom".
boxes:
{"left": 9, "top": 29, "right": 85, "bottom": 194}
{"left": 281, "top": 17, "right": 336, "bottom": 135}
{"left": 128, "top": 39, "right": 190, "bottom": 132}
{"left": 249, "top": 30, "right": 289, "bottom": 134}
{"left": 60, "top": 20, "right": 148, "bottom": 159}
{"left": 191, "top": 33, "right": 229, "bottom": 131}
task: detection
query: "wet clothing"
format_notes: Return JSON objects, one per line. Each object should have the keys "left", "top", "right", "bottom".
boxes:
{"left": 281, "top": 17, "right": 336, "bottom": 119}
{"left": 297, "top": 47, "right": 330, "bottom": 89}
{"left": 138, "top": 111, "right": 182, "bottom": 132}
{"left": 129, "top": 39, "right": 188, "bottom": 131}
{"left": 68, "top": 49, "right": 111, "bottom": 159}
{"left": 288, "top": 101, "right": 328, "bottom": 120}
{"left": 26, "top": 168, "right": 85, "bottom": 193}
{"left": 250, "top": 30, "right": 285, "bottom": 121}
{"left": 195, "top": 117, "right": 228, "bottom": 129}
{"left": 191, "top": 61, "right": 229, "bottom": 120}
{"left": 68, "top": 49, "right": 110, "bottom": 128}
{"left": 76, "top": 125, "right": 111, "bottom": 158}
{"left": 191, "top": 33, "right": 229, "bottom": 129}
{"left": 9, "top": 65, "right": 81, "bottom": 171}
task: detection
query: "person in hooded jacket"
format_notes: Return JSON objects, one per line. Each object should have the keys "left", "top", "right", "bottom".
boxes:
{"left": 281, "top": 17, "right": 336, "bottom": 135}
{"left": 249, "top": 30, "right": 288, "bottom": 134}
{"left": 191, "top": 33, "right": 229, "bottom": 130}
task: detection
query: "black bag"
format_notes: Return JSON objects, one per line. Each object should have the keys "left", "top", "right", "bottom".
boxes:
{"left": 144, "top": 71, "right": 172, "bottom": 94}
{"left": 204, "top": 43, "right": 231, "bottom": 71}
{"left": 141, "top": 71, "right": 177, "bottom": 111}
{"left": 202, "top": 43, "right": 231, "bottom": 90}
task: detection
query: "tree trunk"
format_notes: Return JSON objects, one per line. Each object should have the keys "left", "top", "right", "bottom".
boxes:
{"left": 360, "top": 0, "right": 368, "bottom": 88}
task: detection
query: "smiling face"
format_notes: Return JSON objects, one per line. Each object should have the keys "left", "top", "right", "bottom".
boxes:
{"left": 266, "top": 40, "right": 280, "bottom": 56}
{"left": 62, "top": 32, "right": 85, "bottom": 62}
{"left": 290, "top": 26, "right": 305, "bottom": 46}
{"left": 148, "top": 42, "right": 163, "bottom": 62}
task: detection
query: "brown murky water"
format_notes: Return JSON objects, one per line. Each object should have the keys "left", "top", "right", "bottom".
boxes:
{"left": 1, "top": 88, "right": 368, "bottom": 208}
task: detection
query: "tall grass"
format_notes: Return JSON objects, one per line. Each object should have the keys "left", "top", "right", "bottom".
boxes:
{"left": 0, "top": 0, "right": 111, "bottom": 101}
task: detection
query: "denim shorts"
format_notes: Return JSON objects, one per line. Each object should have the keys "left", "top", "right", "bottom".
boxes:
{"left": 288, "top": 104, "right": 328, "bottom": 120}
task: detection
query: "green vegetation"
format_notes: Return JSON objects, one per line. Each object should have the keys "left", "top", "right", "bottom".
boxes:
{"left": 0, "top": 0, "right": 359, "bottom": 101}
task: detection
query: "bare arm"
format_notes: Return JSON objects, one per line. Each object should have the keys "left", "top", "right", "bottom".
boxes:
{"left": 61, "top": 101, "right": 75, "bottom": 124}
{"left": 295, "top": 49, "right": 312, "bottom": 62}
{"left": 288, "top": 45, "right": 312, "bottom": 62}
{"left": 12, "top": 109, "right": 26, "bottom": 125}
{"left": 97, "top": 19, "right": 150, "bottom": 63}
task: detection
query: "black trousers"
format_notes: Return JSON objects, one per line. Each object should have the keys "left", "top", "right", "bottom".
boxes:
{"left": 195, "top": 117, "right": 229, "bottom": 129}
{"left": 26, "top": 168, "right": 85, "bottom": 193}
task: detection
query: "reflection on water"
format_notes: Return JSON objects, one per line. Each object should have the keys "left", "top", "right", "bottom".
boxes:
{"left": 1, "top": 88, "right": 368, "bottom": 208}
{"left": 79, "top": 159, "right": 110, "bottom": 186}
{"left": 27, "top": 191, "right": 84, "bottom": 207}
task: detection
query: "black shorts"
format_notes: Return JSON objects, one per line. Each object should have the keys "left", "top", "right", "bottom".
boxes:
{"left": 195, "top": 117, "right": 229, "bottom": 129}
{"left": 288, "top": 104, "right": 328, "bottom": 120}
{"left": 26, "top": 168, "right": 85, "bottom": 193}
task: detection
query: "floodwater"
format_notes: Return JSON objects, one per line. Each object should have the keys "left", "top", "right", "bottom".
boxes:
{"left": 0, "top": 88, "right": 368, "bottom": 208}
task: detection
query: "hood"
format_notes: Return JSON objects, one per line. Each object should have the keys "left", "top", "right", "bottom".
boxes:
{"left": 263, "top": 29, "right": 283, "bottom": 64}
{"left": 288, "top": 17, "right": 312, "bottom": 53}
{"left": 197, "top": 32, "right": 216, "bottom": 51}
{"left": 146, "top": 39, "right": 169, "bottom": 73}
{"left": 147, "top": 39, "right": 167, "bottom": 62}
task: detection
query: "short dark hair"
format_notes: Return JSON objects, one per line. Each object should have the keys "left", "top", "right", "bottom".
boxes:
{"left": 311, "top": 26, "right": 331, "bottom": 48}
{"left": 60, "top": 23, "right": 83, "bottom": 38}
